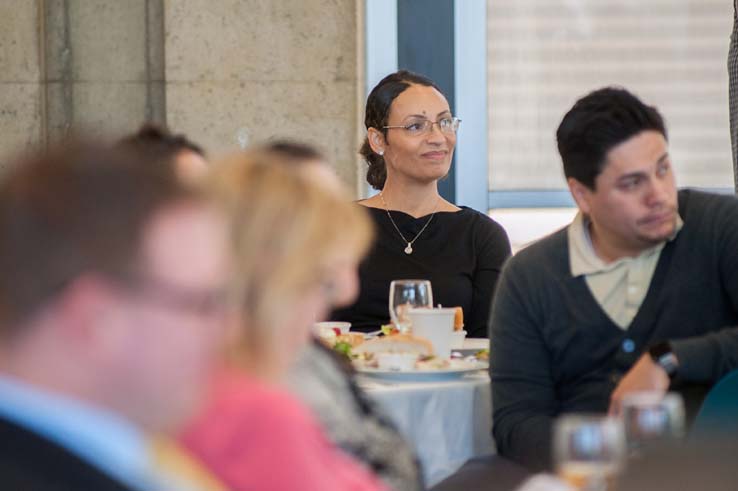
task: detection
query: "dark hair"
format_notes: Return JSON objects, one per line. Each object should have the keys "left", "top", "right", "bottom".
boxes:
{"left": 0, "top": 139, "right": 203, "bottom": 334}
{"left": 118, "top": 123, "right": 205, "bottom": 162}
{"left": 360, "top": 70, "right": 441, "bottom": 190}
{"left": 556, "top": 87, "right": 667, "bottom": 189}
{"left": 261, "top": 139, "right": 324, "bottom": 163}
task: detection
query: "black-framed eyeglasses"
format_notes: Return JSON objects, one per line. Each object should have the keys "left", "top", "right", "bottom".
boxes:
{"left": 383, "top": 116, "right": 461, "bottom": 136}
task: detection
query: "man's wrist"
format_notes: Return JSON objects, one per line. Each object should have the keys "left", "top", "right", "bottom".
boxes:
{"left": 649, "top": 341, "right": 679, "bottom": 379}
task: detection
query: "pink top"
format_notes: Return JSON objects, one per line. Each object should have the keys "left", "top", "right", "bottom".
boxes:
{"left": 179, "top": 369, "right": 388, "bottom": 491}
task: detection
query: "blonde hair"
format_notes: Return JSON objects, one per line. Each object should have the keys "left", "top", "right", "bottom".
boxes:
{"left": 211, "top": 148, "right": 373, "bottom": 370}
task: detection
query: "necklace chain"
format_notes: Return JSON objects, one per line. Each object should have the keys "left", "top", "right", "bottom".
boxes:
{"left": 379, "top": 192, "right": 439, "bottom": 255}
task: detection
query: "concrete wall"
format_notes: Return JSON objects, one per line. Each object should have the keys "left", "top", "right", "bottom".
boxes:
{"left": 0, "top": 0, "right": 163, "bottom": 159}
{"left": 43, "top": 0, "right": 164, "bottom": 143}
{"left": 0, "top": 0, "right": 43, "bottom": 166}
{"left": 0, "top": 0, "right": 363, "bottom": 190}
{"left": 63, "top": 0, "right": 164, "bottom": 135}
{"left": 164, "top": 0, "right": 363, "bottom": 187}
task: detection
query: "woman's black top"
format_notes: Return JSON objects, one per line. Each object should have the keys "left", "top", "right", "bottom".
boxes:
{"left": 333, "top": 206, "right": 511, "bottom": 338}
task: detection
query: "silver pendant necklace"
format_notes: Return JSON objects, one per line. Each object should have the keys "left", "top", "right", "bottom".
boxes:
{"left": 379, "top": 192, "right": 439, "bottom": 255}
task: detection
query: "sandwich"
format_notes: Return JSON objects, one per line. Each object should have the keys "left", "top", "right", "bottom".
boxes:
{"left": 354, "top": 333, "right": 434, "bottom": 356}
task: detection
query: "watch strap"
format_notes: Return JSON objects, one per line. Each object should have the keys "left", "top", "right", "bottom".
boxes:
{"left": 649, "top": 341, "right": 679, "bottom": 378}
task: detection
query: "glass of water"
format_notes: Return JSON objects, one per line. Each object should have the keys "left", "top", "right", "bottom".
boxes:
{"left": 554, "top": 414, "right": 626, "bottom": 491}
{"left": 388, "top": 279, "right": 433, "bottom": 333}
{"left": 621, "top": 391, "right": 685, "bottom": 456}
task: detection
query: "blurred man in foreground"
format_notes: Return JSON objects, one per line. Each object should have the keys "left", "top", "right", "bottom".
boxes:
{"left": 0, "top": 141, "right": 229, "bottom": 490}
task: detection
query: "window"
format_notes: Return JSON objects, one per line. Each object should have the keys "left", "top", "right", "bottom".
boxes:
{"left": 487, "top": 0, "right": 733, "bottom": 249}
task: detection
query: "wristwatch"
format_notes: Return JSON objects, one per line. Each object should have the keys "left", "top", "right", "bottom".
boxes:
{"left": 648, "top": 341, "right": 679, "bottom": 378}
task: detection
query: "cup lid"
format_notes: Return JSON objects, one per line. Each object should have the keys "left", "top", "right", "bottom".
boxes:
{"left": 407, "top": 307, "right": 456, "bottom": 315}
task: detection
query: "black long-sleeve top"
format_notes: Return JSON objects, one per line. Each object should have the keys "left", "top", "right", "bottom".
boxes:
{"left": 333, "top": 206, "right": 511, "bottom": 338}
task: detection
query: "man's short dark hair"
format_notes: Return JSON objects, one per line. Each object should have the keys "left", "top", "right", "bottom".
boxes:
{"left": 261, "top": 139, "right": 325, "bottom": 163}
{"left": 118, "top": 123, "right": 205, "bottom": 163}
{"left": 0, "top": 139, "right": 203, "bottom": 335}
{"left": 556, "top": 87, "right": 667, "bottom": 189}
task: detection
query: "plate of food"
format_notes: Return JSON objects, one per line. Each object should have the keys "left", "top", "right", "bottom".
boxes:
{"left": 350, "top": 334, "right": 488, "bottom": 382}
{"left": 452, "top": 338, "right": 490, "bottom": 359}
{"left": 354, "top": 360, "right": 488, "bottom": 382}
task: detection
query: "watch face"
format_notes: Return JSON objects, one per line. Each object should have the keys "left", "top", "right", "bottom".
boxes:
{"left": 657, "top": 353, "right": 679, "bottom": 377}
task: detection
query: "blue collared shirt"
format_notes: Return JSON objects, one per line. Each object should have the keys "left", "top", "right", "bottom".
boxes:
{"left": 0, "top": 374, "right": 188, "bottom": 491}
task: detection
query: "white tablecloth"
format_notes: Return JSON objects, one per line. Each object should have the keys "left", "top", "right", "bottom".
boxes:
{"left": 360, "top": 363, "right": 494, "bottom": 486}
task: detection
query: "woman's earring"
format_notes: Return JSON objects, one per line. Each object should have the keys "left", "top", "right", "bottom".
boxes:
{"left": 378, "top": 150, "right": 384, "bottom": 156}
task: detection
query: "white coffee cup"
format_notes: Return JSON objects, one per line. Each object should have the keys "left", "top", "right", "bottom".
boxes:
{"left": 407, "top": 307, "right": 456, "bottom": 359}
{"left": 450, "top": 330, "right": 467, "bottom": 349}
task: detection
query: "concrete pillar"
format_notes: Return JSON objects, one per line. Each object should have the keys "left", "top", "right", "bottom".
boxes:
{"left": 0, "top": 0, "right": 165, "bottom": 160}
{"left": 0, "top": 0, "right": 43, "bottom": 163}
{"left": 44, "top": 0, "right": 165, "bottom": 142}
{"left": 164, "top": 0, "right": 363, "bottom": 190}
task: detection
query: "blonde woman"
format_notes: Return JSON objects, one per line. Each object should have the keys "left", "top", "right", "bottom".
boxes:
{"left": 179, "top": 148, "right": 384, "bottom": 491}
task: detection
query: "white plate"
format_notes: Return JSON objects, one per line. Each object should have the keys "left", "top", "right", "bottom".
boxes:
{"left": 462, "top": 338, "right": 489, "bottom": 350}
{"left": 355, "top": 360, "right": 488, "bottom": 382}
{"left": 451, "top": 338, "right": 490, "bottom": 357}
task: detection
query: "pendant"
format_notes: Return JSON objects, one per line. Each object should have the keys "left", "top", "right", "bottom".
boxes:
{"left": 404, "top": 244, "right": 413, "bottom": 254}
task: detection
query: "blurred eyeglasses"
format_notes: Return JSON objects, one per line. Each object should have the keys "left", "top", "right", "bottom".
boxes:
{"left": 118, "top": 274, "right": 229, "bottom": 318}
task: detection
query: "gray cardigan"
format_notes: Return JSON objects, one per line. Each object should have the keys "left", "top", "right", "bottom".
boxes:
{"left": 490, "top": 189, "right": 738, "bottom": 471}
{"left": 288, "top": 341, "right": 423, "bottom": 491}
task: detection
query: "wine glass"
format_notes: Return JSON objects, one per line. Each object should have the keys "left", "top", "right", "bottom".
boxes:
{"left": 621, "top": 391, "right": 685, "bottom": 456}
{"left": 553, "top": 414, "right": 626, "bottom": 491}
{"left": 388, "top": 279, "right": 433, "bottom": 333}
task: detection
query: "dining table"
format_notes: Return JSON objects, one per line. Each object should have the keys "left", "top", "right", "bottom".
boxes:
{"left": 358, "top": 338, "right": 495, "bottom": 486}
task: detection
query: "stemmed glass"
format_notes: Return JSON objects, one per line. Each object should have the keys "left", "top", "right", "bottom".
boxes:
{"left": 621, "top": 391, "right": 685, "bottom": 456}
{"left": 553, "top": 414, "right": 626, "bottom": 491}
{"left": 388, "top": 279, "right": 433, "bottom": 333}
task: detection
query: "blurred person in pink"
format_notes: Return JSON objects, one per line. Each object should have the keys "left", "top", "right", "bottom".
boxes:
{"left": 261, "top": 139, "right": 423, "bottom": 491}
{"left": 179, "top": 145, "right": 387, "bottom": 491}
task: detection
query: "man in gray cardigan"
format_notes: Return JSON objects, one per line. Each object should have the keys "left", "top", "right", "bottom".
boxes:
{"left": 489, "top": 87, "right": 738, "bottom": 471}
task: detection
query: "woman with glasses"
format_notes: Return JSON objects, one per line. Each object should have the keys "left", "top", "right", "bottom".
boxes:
{"left": 333, "top": 70, "right": 511, "bottom": 338}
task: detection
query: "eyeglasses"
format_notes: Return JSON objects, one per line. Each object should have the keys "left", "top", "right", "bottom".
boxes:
{"left": 117, "top": 274, "right": 230, "bottom": 318}
{"left": 383, "top": 116, "right": 461, "bottom": 136}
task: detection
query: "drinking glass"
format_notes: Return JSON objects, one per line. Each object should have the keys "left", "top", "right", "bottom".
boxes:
{"left": 553, "top": 414, "right": 626, "bottom": 491}
{"left": 388, "top": 279, "right": 433, "bottom": 333}
{"left": 621, "top": 391, "right": 685, "bottom": 455}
